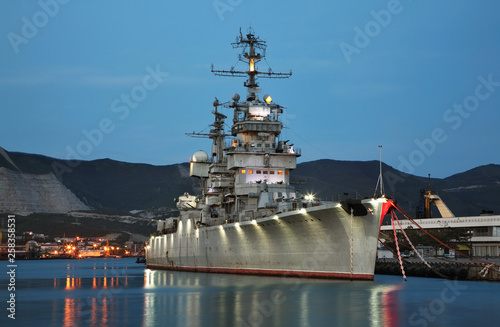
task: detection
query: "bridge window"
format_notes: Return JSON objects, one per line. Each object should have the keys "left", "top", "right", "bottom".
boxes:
{"left": 475, "top": 227, "right": 489, "bottom": 236}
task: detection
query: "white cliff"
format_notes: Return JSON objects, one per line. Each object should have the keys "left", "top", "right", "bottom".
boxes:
{"left": 0, "top": 167, "right": 90, "bottom": 215}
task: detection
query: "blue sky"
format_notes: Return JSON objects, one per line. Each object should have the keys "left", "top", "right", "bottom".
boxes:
{"left": 1, "top": 0, "right": 499, "bottom": 178}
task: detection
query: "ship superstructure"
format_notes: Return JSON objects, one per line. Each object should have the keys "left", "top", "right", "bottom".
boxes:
{"left": 189, "top": 28, "right": 298, "bottom": 223}
{"left": 147, "top": 29, "right": 388, "bottom": 280}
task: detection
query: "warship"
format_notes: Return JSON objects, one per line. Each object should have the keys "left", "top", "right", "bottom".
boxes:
{"left": 146, "top": 29, "right": 389, "bottom": 280}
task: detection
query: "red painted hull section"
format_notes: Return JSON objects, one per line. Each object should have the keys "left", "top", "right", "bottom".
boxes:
{"left": 146, "top": 264, "right": 374, "bottom": 281}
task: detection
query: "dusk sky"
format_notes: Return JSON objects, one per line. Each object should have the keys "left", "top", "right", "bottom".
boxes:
{"left": 1, "top": 0, "right": 499, "bottom": 178}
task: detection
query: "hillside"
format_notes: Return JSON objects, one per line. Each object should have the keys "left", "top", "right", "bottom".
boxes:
{"left": 1, "top": 149, "right": 499, "bottom": 217}
{"left": 293, "top": 159, "right": 500, "bottom": 217}
{"left": 0, "top": 150, "right": 195, "bottom": 213}
{"left": 0, "top": 167, "right": 89, "bottom": 215}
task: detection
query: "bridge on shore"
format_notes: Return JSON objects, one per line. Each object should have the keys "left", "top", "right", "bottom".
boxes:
{"left": 380, "top": 215, "right": 500, "bottom": 230}
{"left": 380, "top": 214, "right": 500, "bottom": 257}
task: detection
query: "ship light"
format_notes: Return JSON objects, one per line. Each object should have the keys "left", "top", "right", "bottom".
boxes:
{"left": 264, "top": 94, "right": 272, "bottom": 104}
{"left": 249, "top": 58, "right": 255, "bottom": 72}
{"left": 305, "top": 194, "right": 315, "bottom": 202}
{"left": 235, "top": 222, "right": 240, "bottom": 228}
{"left": 272, "top": 215, "right": 279, "bottom": 220}
{"left": 251, "top": 219, "right": 257, "bottom": 225}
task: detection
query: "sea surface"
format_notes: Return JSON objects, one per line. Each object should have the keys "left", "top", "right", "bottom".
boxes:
{"left": 1, "top": 258, "right": 499, "bottom": 326}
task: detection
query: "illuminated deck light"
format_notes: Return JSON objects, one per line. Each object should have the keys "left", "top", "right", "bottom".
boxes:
{"left": 305, "top": 194, "right": 315, "bottom": 202}
{"left": 264, "top": 94, "right": 272, "bottom": 104}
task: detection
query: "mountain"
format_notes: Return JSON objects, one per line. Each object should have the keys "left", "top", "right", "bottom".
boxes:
{"left": 0, "top": 150, "right": 196, "bottom": 214}
{"left": 1, "top": 149, "right": 499, "bottom": 217}
{"left": 294, "top": 159, "right": 500, "bottom": 217}
{"left": 0, "top": 167, "right": 90, "bottom": 215}
{"left": 438, "top": 164, "right": 500, "bottom": 216}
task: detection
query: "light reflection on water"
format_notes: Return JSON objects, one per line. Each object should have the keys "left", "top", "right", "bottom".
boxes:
{"left": 3, "top": 258, "right": 499, "bottom": 326}
{"left": 141, "top": 267, "right": 403, "bottom": 327}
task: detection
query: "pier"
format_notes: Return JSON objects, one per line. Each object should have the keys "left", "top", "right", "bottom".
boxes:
{"left": 375, "top": 258, "right": 500, "bottom": 281}
{"left": 380, "top": 215, "right": 500, "bottom": 231}
{"left": 380, "top": 214, "right": 500, "bottom": 259}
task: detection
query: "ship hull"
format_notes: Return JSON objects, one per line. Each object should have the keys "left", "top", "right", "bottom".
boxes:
{"left": 146, "top": 198, "right": 386, "bottom": 280}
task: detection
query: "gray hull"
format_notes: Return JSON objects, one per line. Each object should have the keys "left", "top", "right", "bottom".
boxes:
{"left": 147, "top": 198, "right": 386, "bottom": 280}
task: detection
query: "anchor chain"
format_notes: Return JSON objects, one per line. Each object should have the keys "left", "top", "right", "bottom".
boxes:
{"left": 350, "top": 208, "right": 354, "bottom": 280}
{"left": 391, "top": 210, "right": 407, "bottom": 281}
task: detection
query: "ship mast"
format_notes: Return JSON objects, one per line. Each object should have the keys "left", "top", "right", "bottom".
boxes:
{"left": 187, "top": 28, "right": 297, "bottom": 214}
{"left": 374, "top": 145, "right": 385, "bottom": 197}
{"left": 186, "top": 98, "right": 228, "bottom": 164}
{"left": 211, "top": 27, "right": 292, "bottom": 101}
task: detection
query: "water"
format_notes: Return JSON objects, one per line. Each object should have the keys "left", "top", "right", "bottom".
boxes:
{"left": 1, "top": 258, "right": 499, "bottom": 326}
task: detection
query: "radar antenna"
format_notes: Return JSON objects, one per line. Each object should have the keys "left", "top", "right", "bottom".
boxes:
{"left": 186, "top": 98, "right": 229, "bottom": 164}
{"left": 211, "top": 27, "right": 292, "bottom": 100}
